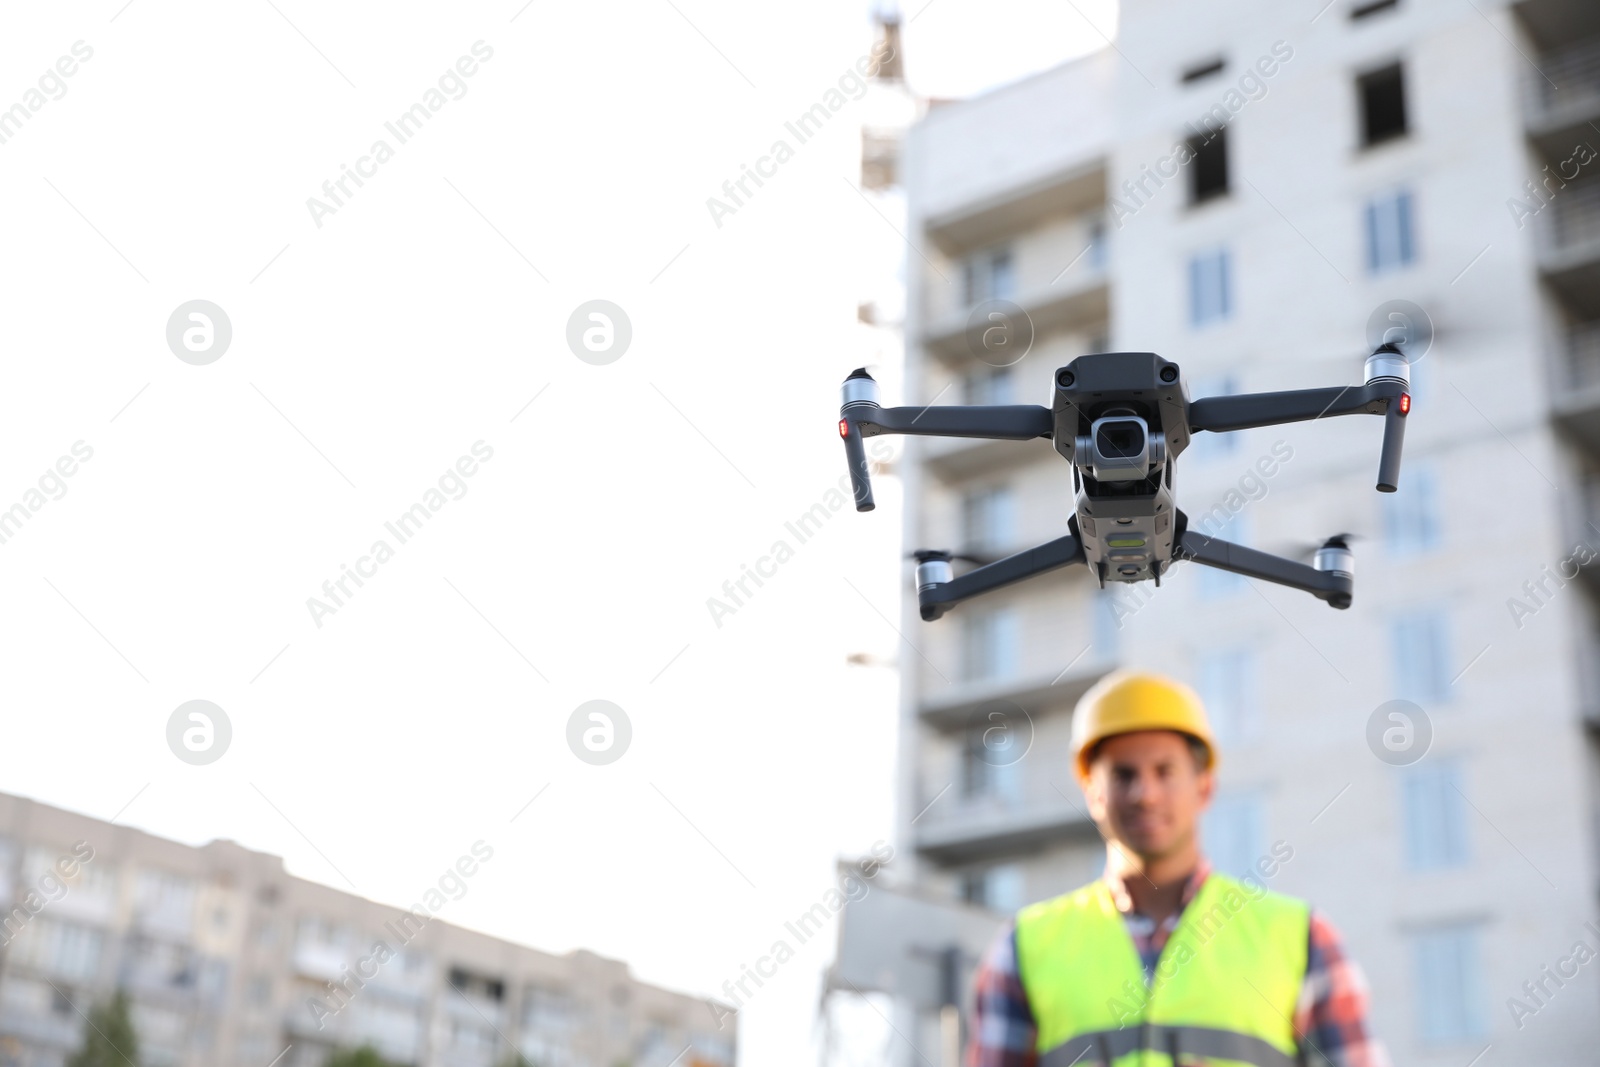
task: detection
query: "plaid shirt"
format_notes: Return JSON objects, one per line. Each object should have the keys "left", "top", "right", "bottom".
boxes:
{"left": 966, "top": 861, "right": 1390, "bottom": 1067}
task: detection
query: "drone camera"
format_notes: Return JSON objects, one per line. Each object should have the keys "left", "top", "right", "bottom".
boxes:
{"left": 1100, "top": 417, "right": 1144, "bottom": 455}
{"left": 1077, "top": 414, "right": 1164, "bottom": 482}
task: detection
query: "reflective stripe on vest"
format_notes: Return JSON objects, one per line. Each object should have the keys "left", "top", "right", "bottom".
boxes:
{"left": 1014, "top": 873, "right": 1309, "bottom": 1067}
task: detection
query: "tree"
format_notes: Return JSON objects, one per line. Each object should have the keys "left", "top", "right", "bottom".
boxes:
{"left": 65, "top": 990, "right": 139, "bottom": 1067}
{"left": 322, "top": 1050, "right": 399, "bottom": 1067}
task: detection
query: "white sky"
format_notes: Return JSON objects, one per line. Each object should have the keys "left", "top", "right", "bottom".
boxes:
{"left": 0, "top": 2, "right": 1112, "bottom": 1063}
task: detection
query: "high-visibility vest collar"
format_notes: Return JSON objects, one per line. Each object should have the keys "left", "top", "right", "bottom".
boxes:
{"left": 1014, "top": 873, "right": 1309, "bottom": 1067}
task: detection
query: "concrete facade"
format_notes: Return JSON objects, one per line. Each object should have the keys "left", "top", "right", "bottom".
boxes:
{"left": 0, "top": 792, "right": 734, "bottom": 1067}
{"left": 883, "top": 1, "right": 1600, "bottom": 1063}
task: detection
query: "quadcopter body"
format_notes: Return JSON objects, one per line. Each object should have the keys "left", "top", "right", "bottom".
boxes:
{"left": 837, "top": 346, "right": 1410, "bottom": 619}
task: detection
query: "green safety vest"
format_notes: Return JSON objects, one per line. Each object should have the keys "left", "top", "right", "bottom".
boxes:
{"left": 1014, "top": 873, "right": 1309, "bottom": 1067}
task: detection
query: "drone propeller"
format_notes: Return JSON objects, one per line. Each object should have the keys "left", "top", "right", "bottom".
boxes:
{"left": 1274, "top": 532, "right": 1363, "bottom": 559}
{"left": 908, "top": 548, "right": 994, "bottom": 566}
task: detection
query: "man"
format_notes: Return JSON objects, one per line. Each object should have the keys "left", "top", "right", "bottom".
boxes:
{"left": 966, "top": 671, "right": 1387, "bottom": 1067}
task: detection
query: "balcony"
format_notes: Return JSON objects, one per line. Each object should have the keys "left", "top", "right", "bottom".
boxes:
{"left": 445, "top": 969, "right": 508, "bottom": 1030}
{"left": 0, "top": 1006, "right": 80, "bottom": 1048}
{"left": 919, "top": 266, "right": 1109, "bottom": 366}
{"left": 291, "top": 939, "right": 349, "bottom": 983}
{"left": 1551, "top": 323, "right": 1600, "bottom": 453}
{"left": 1575, "top": 473, "right": 1600, "bottom": 600}
{"left": 117, "top": 938, "right": 217, "bottom": 1004}
{"left": 918, "top": 659, "right": 1113, "bottom": 731}
{"left": 0, "top": 977, "right": 81, "bottom": 1048}
{"left": 861, "top": 127, "right": 900, "bottom": 190}
{"left": 912, "top": 792, "right": 1097, "bottom": 866}
{"left": 1523, "top": 37, "right": 1600, "bottom": 142}
{"left": 1537, "top": 181, "right": 1600, "bottom": 323}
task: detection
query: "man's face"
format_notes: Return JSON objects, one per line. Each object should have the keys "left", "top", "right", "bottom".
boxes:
{"left": 1084, "top": 730, "right": 1213, "bottom": 862}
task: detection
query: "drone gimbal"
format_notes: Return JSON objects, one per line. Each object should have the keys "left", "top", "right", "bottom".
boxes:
{"left": 837, "top": 347, "right": 1410, "bottom": 619}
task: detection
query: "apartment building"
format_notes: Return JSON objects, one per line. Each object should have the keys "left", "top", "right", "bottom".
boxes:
{"left": 0, "top": 792, "right": 734, "bottom": 1067}
{"left": 860, "top": 0, "right": 1600, "bottom": 1063}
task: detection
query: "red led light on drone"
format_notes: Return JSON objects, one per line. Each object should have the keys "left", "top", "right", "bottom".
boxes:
{"left": 839, "top": 418, "right": 850, "bottom": 437}
{"left": 1399, "top": 393, "right": 1411, "bottom": 415}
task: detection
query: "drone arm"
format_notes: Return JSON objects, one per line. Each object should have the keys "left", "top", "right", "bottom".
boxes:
{"left": 1175, "top": 529, "right": 1352, "bottom": 609}
{"left": 1187, "top": 384, "right": 1394, "bottom": 433}
{"left": 839, "top": 368, "right": 1051, "bottom": 513}
{"left": 916, "top": 531, "right": 1087, "bottom": 621}
{"left": 1189, "top": 343, "right": 1410, "bottom": 492}
{"left": 854, "top": 403, "right": 1054, "bottom": 441}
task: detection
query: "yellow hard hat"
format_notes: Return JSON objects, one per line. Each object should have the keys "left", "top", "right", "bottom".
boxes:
{"left": 1071, "top": 670, "right": 1217, "bottom": 783}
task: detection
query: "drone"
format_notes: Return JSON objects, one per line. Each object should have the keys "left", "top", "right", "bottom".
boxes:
{"left": 837, "top": 346, "right": 1410, "bottom": 619}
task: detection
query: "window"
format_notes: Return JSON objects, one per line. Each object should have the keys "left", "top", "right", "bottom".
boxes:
{"left": 448, "top": 1020, "right": 498, "bottom": 1051}
{"left": 1188, "top": 248, "right": 1232, "bottom": 327}
{"left": 448, "top": 967, "right": 506, "bottom": 1003}
{"left": 1181, "top": 57, "right": 1225, "bottom": 84}
{"left": 1384, "top": 463, "right": 1439, "bottom": 555}
{"left": 1196, "top": 513, "right": 1249, "bottom": 599}
{"left": 522, "top": 984, "right": 582, "bottom": 1056}
{"left": 130, "top": 1002, "right": 187, "bottom": 1051}
{"left": 236, "top": 1033, "right": 273, "bottom": 1066}
{"left": 0, "top": 977, "right": 73, "bottom": 1022}
{"left": 1365, "top": 188, "right": 1416, "bottom": 272}
{"left": 963, "top": 365, "right": 1014, "bottom": 405}
{"left": 1358, "top": 63, "right": 1407, "bottom": 146}
{"left": 8, "top": 918, "right": 104, "bottom": 980}
{"left": 961, "top": 863, "right": 1026, "bottom": 913}
{"left": 246, "top": 973, "right": 273, "bottom": 1006}
{"left": 0, "top": 838, "right": 14, "bottom": 900}
{"left": 1202, "top": 791, "right": 1265, "bottom": 878}
{"left": 638, "top": 1024, "right": 681, "bottom": 1067}
{"left": 1085, "top": 214, "right": 1108, "bottom": 270}
{"left": 1412, "top": 924, "right": 1488, "bottom": 1042}
{"left": 962, "top": 485, "right": 1016, "bottom": 556}
{"left": 351, "top": 992, "right": 426, "bottom": 1059}
{"left": 960, "top": 717, "right": 1022, "bottom": 804}
{"left": 1196, "top": 647, "right": 1261, "bottom": 744}
{"left": 1401, "top": 761, "right": 1470, "bottom": 870}
{"left": 961, "top": 607, "right": 1020, "bottom": 682}
{"left": 1188, "top": 128, "right": 1229, "bottom": 204}
{"left": 135, "top": 869, "right": 196, "bottom": 933}
{"left": 1392, "top": 610, "right": 1452, "bottom": 704}
{"left": 296, "top": 915, "right": 352, "bottom": 949}
{"left": 1351, "top": 0, "right": 1399, "bottom": 20}
{"left": 963, "top": 247, "right": 1016, "bottom": 304}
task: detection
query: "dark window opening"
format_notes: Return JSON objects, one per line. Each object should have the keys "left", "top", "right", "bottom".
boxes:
{"left": 1181, "top": 57, "right": 1225, "bottom": 84}
{"left": 1351, "top": 0, "right": 1399, "bottom": 20}
{"left": 1359, "top": 63, "right": 1408, "bottom": 146}
{"left": 1187, "top": 128, "right": 1229, "bottom": 204}
{"left": 449, "top": 967, "right": 506, "bottom": 1002}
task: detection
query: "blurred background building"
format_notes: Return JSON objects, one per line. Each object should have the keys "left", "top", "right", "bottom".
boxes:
{"left": 833, "top": 0, "right": 1600, "bottom": 1064}
{"left": 0, "top": 791, "right": 734, "bottom": 1067}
